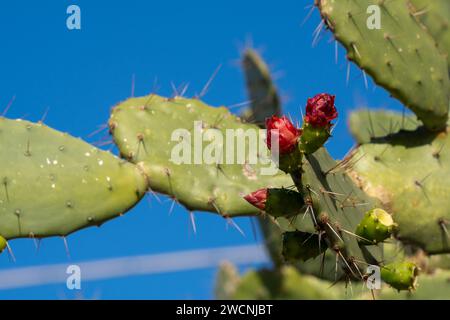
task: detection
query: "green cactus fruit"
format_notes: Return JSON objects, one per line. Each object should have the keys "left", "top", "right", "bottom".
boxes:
{"left": 317, "top": 0, "right": 450, "bottom": 130}
{"left": 265, "top": 188, "right": 306, "bottom": 219}
{"left": 355, "top": 208, "right": 396, "bottom": 245}
{"left": 299, "top": 148, "right": 384, "bottom": 276}
{"left": 349, "top": 119, "right": 450, "bottom": 254}
{"left": 381, "top": 261, "right": 419, "bottom": 291}
{"left": 241, "top": 49, "right": 281, "bottom": 125}
{"left": 349, "top": 109, "right": 419, "bottom": 144}
{"left": 110, "top": 94, "right": 293, "bottom": 217}
{"left": 282, "top": 231, "right": 328, "bottom": 262}
{"left": 0, "top": 236, "right": 6, "bottom": 253}
{"left": 300, "top": 122, "right": 331, "bottom": 155}
{"left": 410, "top": 0, "right": 450, "bottom": 70}
{"left": 0, "top": 117, "right": 148, "bottom": 239}
{"left": 375, "top": 269, "right": 450, "bottom": 300}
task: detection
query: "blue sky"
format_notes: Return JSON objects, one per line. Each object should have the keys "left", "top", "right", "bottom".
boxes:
{"left": 0, "top": 0, "right": 405, "bottom": 299}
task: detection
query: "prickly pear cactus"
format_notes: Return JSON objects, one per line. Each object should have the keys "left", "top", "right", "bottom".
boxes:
{"left": 0, "top": 117, "right": 148, "bottom": 240}
{"left": 241, "top": 48, "right": 281, "bottom": 125}
{"left": 349, "top": 110, "right": 450, "bottom": 254}
{"left": 349, "top": 109, "right": 419, "bottom": 144}
{"left": 410, "top": 0, "right": 450, "bottom": 69}
{"left": 109, "top": 95, "right": 293, "bottom": 217}
{"left": 317, "top": 0, "right": 450, "bottom": 130}
{"left": 296, "top": 148, "right": 384, "bottom": 277}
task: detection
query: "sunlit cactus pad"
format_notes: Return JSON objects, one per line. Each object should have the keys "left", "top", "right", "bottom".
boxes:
{"left": 410, "top": 0, "right": 450, "bottom": 69}
{"left": 109, "top": 94, "right": 293, "bottom": 217}
{"left": 318, "top": 0, "right": 450, "bottom": 130}
{"left": 0, "top": 117, "right": 148, "bottom": 240}
{"left": 349, "top": 121, "right": 450, "bottom": 254}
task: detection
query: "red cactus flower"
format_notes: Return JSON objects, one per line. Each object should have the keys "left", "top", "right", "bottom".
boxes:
{"left": 266, "top": 116, "right": 302, "bottom": 154}
{"left": 305, "top": 93, "right": 338, "bottom": 127}
{"left": 244, "top": 188, "right": 268, "bottom": 211}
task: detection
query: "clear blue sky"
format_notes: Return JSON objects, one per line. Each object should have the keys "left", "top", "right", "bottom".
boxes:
{"left": 0, "top": 0, "right": 405, "bottom": 299}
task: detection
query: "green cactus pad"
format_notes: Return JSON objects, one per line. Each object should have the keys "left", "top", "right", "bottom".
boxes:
{"left": 318, "top": 0, "right": 450, "bottom": 130}
{"left": 349, "top": 126, "right": 450, "bottom": 254}
{"left": 0, "top": 118, "right": 148, "bottom": 240}
{"left": 110, "top": 94, "right": 293, "bottom": 217}
{"left": 355, "top": 208, "right": 396, "bottom": 245}
{"left": 381, "top": 261, "right": 418, "bottom": 291}
{"left": 0, "top": 236, "right": 6, "bottom": 253}
{"left": 349, "top": 109, "right": 419, "bottom": 144}
{"left": 241, "top": 49, "right": 281, "bottom": 125}
{"left": 410, "top": 0, "right": 450, "bottom": 70}
{"left": 300, "top": 148, "right": 383, "bottom": 275}
{"left": 282, "top": 231, "right": 328, "bottom": 262}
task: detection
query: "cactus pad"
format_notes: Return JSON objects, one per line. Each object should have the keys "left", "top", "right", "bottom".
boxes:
{"left": 110, "top": 95, "right": 293, "bottom": 217}
{"left": 0, "top": 118, "right": 148, "bottom": 240}
{"left": 349, "top": 109, "right": 419, "bottom": 144}
{"left": 410, "top": 0, "right": 450, "bottom": 70}
{"left": 241, "top": 49, "right": 281, "bottom": 125}
{"left": 282, "top": 231, "right": 328, "bottom": 262}
{"left": 318, "top": 0, "right": 450, "bottom": 130}
{"left": 299, "top": 148, "right": 384, "bottom": 276}
{"left": 349, "top": 123, "right": 450, "bottom": 254}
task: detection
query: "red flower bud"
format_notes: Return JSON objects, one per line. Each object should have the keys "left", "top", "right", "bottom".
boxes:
{"left": 305, "top": 93, "right": 338, "bottom": 127}
{"left": 244, "top": 188, "right": 268, "bottom": 211}
{"left": 266, "top": 116, "right": 302, "bottom": 154}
